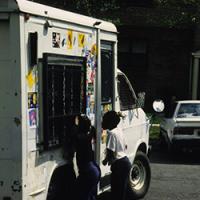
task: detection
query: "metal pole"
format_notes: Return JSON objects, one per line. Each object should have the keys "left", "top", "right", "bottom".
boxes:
{"left": 192, "top": 57, "right": 199, "bottom": 99}
{"left": 94, "top": 26, "right": 101, "bottom": 165}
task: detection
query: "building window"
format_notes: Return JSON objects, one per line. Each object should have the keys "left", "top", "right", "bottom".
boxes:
{"left": 119, "top": 39, "right": 147, "bottom": 71}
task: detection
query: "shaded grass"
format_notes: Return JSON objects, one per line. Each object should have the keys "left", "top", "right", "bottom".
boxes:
{"left": 147, "top": 113, "right": 162, "bottom": 139}
{"left": 150, "top": 125, "right": 160, "bottom": 139}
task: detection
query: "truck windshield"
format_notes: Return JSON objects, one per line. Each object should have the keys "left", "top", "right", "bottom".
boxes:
{"left": 177, "top": 103, "right": 200, "bottom": 118}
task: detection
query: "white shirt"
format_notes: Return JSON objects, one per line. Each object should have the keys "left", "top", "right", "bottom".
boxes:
{"left": 106, "top": 126, "right": 127, "bottom": 160}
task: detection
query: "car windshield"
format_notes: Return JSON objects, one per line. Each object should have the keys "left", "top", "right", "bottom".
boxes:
{"left": 177, "top": 103, "right": 200, "bottom": 118}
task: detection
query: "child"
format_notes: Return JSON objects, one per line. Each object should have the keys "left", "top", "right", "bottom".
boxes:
{"left": 102, "top": 111, "right": 131, "bottom": 200}
{"left": 73, "top": 115, "right": 101, "bottom": 200}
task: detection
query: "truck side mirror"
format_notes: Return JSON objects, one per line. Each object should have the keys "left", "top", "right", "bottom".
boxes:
{"left": 153, "top": 100, "right": 165, "bottom": 112}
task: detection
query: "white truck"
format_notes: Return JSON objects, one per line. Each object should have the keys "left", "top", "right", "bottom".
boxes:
{"left": 0, "top": 0, "right": 151, "bottom": 199}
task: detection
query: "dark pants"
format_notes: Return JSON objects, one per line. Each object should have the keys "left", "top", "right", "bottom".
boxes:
{"left": 75, "top": 161, "right": 101, "bottom": 200}
{"left": 111, "top": 156, "right": 131, "bottom": 200}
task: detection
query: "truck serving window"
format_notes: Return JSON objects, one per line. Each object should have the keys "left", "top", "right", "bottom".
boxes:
{"left": 118, "top": 74, "right": 136, "bottom": 111}
{"left": 41, "top": 54, "right": 86, "bottom": 150}
{"left": 101, "top": 41, "right": 114, "bottom": 104}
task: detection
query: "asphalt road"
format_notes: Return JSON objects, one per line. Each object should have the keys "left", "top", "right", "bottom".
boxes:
{"left": 98, "top": 140, "right": 200, "bottom": 200}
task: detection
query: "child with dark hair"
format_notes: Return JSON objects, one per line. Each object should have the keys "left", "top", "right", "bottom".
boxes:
{"left": 73, "top": 115, "right": 101, "bottom": 200}
{"left": 102, "top": 111, "right": 131, "bottom": 200}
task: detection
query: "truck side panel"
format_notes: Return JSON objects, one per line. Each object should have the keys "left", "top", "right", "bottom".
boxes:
{"left": 0, "top": 14, "right": 22, "bottom": 199}
{"left": 23, "top": 14, "right": 98, "bottom": 200}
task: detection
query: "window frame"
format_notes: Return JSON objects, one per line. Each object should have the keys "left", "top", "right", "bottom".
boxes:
{"left": 101, "top": 41, "right": 114, "bottom": 105}
{"left": 38, "top": 53, "right": 86, "bottom": 150}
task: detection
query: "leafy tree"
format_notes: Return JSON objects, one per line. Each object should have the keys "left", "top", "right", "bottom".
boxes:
{"left": 153, "top": 0, "right": 200, "bottom": 26}
{"left": 154, "top": 0, "right": 200, "bottom": 8}
{"left": 31, "top": 0, "right": 200, "bottom": 27}
{"left": 32, "top": 0, "right": 118, "bottom": 16}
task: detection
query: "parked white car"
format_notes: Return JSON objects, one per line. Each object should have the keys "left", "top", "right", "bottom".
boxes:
{"left": 160, "top": 100, "right": 200, "bottom": 152}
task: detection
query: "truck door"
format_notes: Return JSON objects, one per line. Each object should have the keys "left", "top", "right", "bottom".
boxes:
{"left": 117, "top": 73, "right": 142, "bottom": 161}
{"left": 99, "top": 41, "right": 114, "bottom": 190}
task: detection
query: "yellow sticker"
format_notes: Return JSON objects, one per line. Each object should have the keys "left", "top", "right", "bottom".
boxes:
{"left": 78, "top": 33, "right": 85, "bottom": 48}
{"left": 26, "top": 70, "right": 35, "bottom": 89}
{"left": 67, "top": 30, "right": 73, "bottom": 49}
{"left": 102, "top": 130, "right": 107, "bottom": 144}
{"left": 103, "top": 104, "right": 112, "bottom": 113}
{"left": 91, "top": 44, "right": 97, "bottom": 55}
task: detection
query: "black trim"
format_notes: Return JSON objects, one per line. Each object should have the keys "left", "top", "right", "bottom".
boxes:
{"left": 29, "top": 32, "right": 38, "bottom": 66}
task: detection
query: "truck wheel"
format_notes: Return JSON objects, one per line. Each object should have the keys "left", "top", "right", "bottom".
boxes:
{"left": 127, "top": 151, "right": 151, "bottom": 199}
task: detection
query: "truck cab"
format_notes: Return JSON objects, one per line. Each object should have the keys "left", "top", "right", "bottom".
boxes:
{"left": 0, "top": 0, "right": 151, "bottom": 199}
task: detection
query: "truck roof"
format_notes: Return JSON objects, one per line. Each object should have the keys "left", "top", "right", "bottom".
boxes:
{"left": 0, "top": 0, "right": 117, "bottom": 33}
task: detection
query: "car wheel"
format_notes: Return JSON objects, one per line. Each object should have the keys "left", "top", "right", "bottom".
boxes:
{"left": 127, "top": 151, "right": 151, "bottom": 200}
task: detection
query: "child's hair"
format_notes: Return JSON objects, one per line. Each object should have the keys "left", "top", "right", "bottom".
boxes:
{"left": 77, "top": 115, "right": 91, "bottom": 134}
{"left": 102, "top": 111, "right": 121, "bottom": 130}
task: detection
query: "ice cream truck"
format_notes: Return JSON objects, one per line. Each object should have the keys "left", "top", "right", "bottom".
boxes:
{"left": 0, "top": 0, "right": 151, "bottom": 199}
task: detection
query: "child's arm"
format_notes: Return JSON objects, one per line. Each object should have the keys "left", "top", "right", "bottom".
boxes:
{"left": 102, "top": 148, "right": 115, "bottom": 166}
{"left": 88, "top": 126, "right": 96, "bottom": 141}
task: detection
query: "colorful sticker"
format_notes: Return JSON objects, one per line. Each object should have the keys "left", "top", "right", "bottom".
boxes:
{"left": 67, "top": 30, "right": 73, "bottom": 49}
{"left": 91, "top": 44, "right": 97, "bottom": 55}
{"left": 81, "top": 47, "right": 89, "bottom": 57}
{"left": 29, "top": 109, "right": 37, "bottom": 128}
{"left": 89, "top": 95, "right": 95, "bottom": 113}
{"left": 78, "top": 33, "right": 85, "bottom": 48}
{"left": 89, "top": 113, "right": 95, "bottom": 126}
{"left": 52, "top": 32, "right": 61, "bottom": 48}
{"left": 87, "top": 83, "right": 94, "bottom": 95}
{"left": 86, "top": 42, "right": 97, "bottom": 117}
{"left": 61, "top": 34, "right": 67, "bottom": 49}
{"left": 86, "top": 50, "right": 96, "bottom": 84}
{"left": 28, "top": 92, "right": 38, "bottom": 109}
{"left": 103, "top": 104, "right": 112, "bottom": 113}
{"left": 26, "top": 68, "right": 36, "bottom": 90}
{"left": 101, "top": 130, "right": 107, "bottom": 144}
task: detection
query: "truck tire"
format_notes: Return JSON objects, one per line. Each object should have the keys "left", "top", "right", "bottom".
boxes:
{"left": 127, "top": 151, "right": 151, "bottom": 199}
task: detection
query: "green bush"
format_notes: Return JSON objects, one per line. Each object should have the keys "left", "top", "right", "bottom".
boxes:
{"left": 150, "top": 125, "right": 160, "bottom": 139}
{"left": 147, "top": 113, "right": 162, "bottom": 139}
